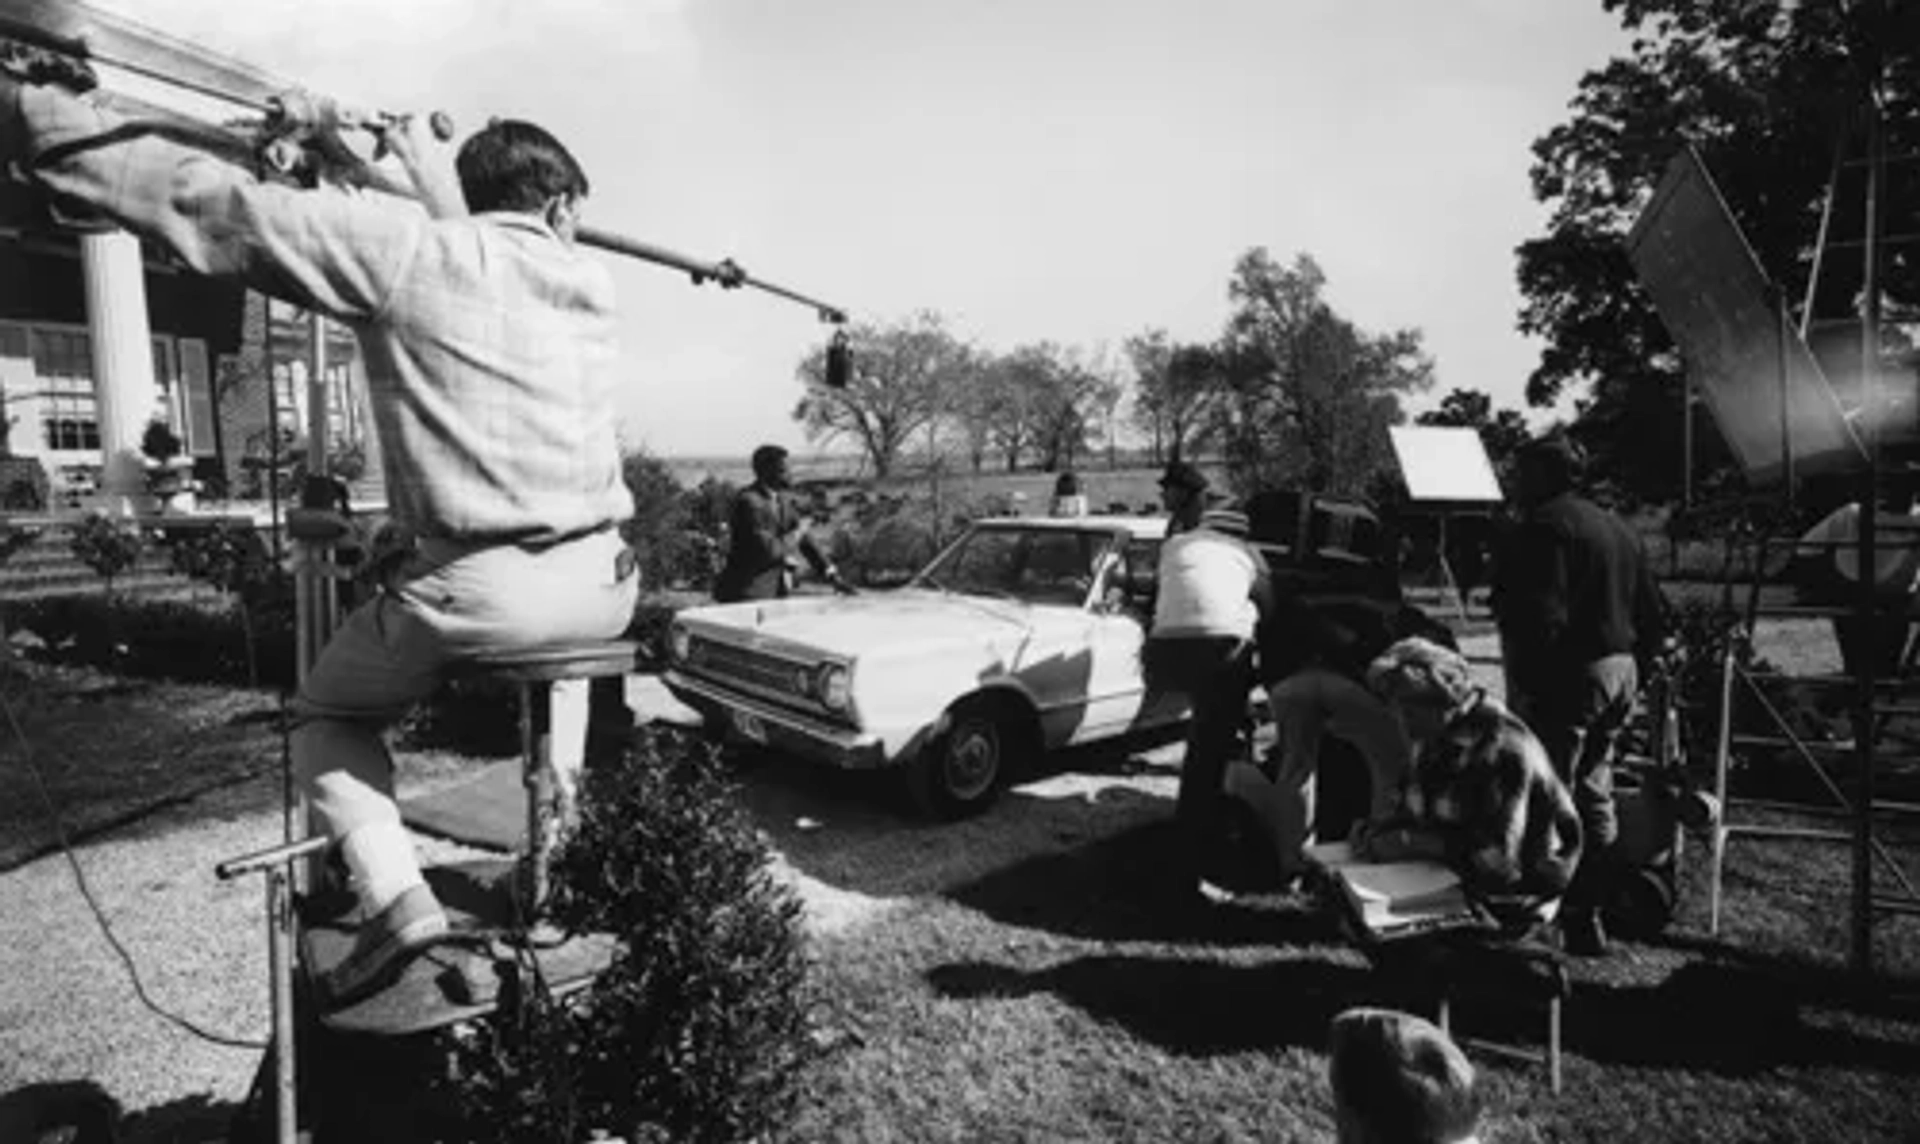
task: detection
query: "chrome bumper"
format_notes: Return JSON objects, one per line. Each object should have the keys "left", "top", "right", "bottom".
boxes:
{"left": 663, "top": 670, "right": 890, "bottom": 769}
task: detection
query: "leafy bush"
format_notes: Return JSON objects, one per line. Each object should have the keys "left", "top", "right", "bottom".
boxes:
{"left": 140, "top": 419, "right": 184, "bottom": 464}
{"left": 0, "top": 456, "right": 48, "bottom": 511}
{"left": 821, "top": 491, "right": 937, "bottom": 588}
{"left": 68, "top": 513, "right": 143, "bottom": 592}
{"left": 452, "top": 724, "right": 813, "bottom": 1144}
{"left": 622, "top": 452, "right": 714, "bottom": 592}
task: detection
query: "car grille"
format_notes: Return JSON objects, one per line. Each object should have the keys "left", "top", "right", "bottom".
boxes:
{"left": 686, "top": 636, "right": 820, "bottom": 711}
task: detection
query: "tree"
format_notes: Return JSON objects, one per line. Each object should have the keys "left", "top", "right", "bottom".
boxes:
{"left": 1213, "top": 249, "right": 1433, "bottom": 497}
{"left": 1415, "top": 388, "right": 1532, "bottom": 474}
{"left": 793, "top": 311, "right": 969, "bottom": 479}
{"left": 1516, "top": 0, "right": 1919, "bottom": 504}
{"left": 945, "top": 346, "right": 1003, "bottom": 474}
{"left": 1125, "top": 329, "right": 1217, "bottom": 465}
{"left": 979, "top": 346, "right": 1049, "bottom": 473}
{"left": 1023, "top": 343, "right": 1111, "bottom": 472}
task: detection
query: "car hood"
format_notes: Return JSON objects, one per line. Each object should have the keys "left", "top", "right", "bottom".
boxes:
{"left": 680, "top": 588, "right": 1051, "bottom": 659}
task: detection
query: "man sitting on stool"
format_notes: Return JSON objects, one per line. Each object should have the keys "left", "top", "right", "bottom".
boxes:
{"left": 4, "top": 73, "right": 647, "bottom": 1002}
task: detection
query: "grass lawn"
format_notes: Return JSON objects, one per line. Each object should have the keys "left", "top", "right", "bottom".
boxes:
{"left": 774, "top": 787, "right": 1920, "bottom": 1143}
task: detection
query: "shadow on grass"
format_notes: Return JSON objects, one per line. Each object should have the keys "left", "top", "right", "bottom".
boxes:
{"left": 733, "top": 732, "right": 1192, "bottom": 903}
{"left": 0, "top": 1080, "right": 241, "bottom": 1144}
{"left": 926, "top": 953, "right": 1376, "bottom": 1055}
{"left": 1564, "top": 958, "right": 1920, "bottom": 1077}
{"left": 944, "top": 815, "right": 1339, "bottom": 947}
{"left": 1643, "top": 926, "right": 1920, "bottom": 1021}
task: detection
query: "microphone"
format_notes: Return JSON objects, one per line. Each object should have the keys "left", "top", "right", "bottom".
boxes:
{"left": 825, "top": 328, "right": 853, "bottom": 389}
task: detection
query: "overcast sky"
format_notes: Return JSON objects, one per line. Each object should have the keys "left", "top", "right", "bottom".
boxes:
{"left": 98, "top": 0, "right": 1629, "bottom": 459}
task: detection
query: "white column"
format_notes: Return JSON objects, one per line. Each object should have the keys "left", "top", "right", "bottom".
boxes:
{"left": 80, "top": 230, "right": 158, "bottom": 515}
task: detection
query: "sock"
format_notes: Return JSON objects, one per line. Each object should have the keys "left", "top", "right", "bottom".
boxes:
{"left": 337, "top": 818, "right": 426, "bottom": 915}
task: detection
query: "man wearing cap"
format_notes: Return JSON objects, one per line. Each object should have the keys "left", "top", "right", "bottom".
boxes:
{"left": 1144, "top": 497, "right": 1273, "bottom": 904}
{"left": 1489, "top": 434, "right": 1666, "bottom": 956}
{"left": 1158, "top": 460, "right": 1211, "bottom": 535}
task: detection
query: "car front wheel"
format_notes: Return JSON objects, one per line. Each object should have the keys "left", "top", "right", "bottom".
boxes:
{"left": 906, "top": 701, "right": 1012, "bottom": 820}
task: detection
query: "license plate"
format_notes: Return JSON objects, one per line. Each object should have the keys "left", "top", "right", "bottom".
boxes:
{"left": 733, "top": 709, "right": 767, "bottom": 743}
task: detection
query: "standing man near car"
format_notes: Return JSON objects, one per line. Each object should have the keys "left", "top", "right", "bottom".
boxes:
{"left": 3, "top": 73, "right": 640, "bottom": 1000}
{"left": 1145, "top": 500, "right": 1273, "bottom": 907}
{"left": 714, "top": 444, "right": 849, "bottom": 602}
{"left": 1158, "top": 459, "right": 1210, "bottom": 536}
{"left": 1489, "top": 435, "right": 1666, "bottom": 955}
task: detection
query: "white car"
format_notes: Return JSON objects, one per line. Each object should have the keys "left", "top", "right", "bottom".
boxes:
{"left": 663, "top": 515, "right": 1185, "bottom": 817}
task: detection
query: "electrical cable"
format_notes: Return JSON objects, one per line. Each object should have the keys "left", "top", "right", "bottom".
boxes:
{"left": 0, "top": 302, "right": 307, "bottom": 1055}
{"left": 0, "top": 676, "right": 267, "bottom": 1051}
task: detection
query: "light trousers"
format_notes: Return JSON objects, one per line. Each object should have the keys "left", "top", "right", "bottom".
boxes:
{"left": 1240, "top": 667, "right": 1412, "bottom": 877}
{"left": 291, "top": 529, "right": 638, "bottom": 840}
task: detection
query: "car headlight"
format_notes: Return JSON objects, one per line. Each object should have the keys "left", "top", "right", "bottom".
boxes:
{"left": 668, "top": 622, "right": 692, "bottom": 663}
{"left": 816, "top": 663, "right": 852, "bottom": 711}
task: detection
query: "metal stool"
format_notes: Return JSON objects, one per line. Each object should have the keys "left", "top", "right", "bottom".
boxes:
{"left": 218, "top": 637, "right": 641, "bottom": 1143}
{"left": 456, "top": 638, "right": 642, "bottom": 909}
{"left": 1377, "top": 934, "right": 1570, "bottom": 1093}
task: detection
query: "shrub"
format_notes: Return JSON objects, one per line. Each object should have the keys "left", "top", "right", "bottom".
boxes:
{"left": 0, "top": 456, "right": 49, "bottom": 511}
{"left": 68, "top": 513, "right": 143, "bottom": 592}
{"left": 451, "top": 725, "right": 813, "bottom": 1144}
{"left": 140, "top": 419, "right": 184, "bottom": 465}
{"left": 622, "top": 451, "right": 702, "bottom": 591}
{"left": 8, "top": 592, "right": 297, "bottom": 688}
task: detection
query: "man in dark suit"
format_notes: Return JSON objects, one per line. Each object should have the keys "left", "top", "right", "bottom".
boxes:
{"left": 714, "top": 444, "right": 848, "bottom": 602}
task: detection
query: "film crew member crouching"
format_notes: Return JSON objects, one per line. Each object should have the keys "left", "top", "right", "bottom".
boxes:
{"left": 3, "top": 75, "right": 642, "bottom": 1001}
{"left": 1362, "top": 637, "right": 1584, "bottom": 935}
{"left": 1143, "top": 495, "right": 1273, "bottom": 906}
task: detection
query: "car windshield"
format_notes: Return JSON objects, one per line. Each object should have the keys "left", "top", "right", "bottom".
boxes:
{"left": 914, "top": 525, "right": 1117, "bottom": 607}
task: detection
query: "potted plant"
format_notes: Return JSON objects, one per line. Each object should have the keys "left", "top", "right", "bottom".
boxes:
{"left": 141, "top": 419, "right": 198, "bottom": 512}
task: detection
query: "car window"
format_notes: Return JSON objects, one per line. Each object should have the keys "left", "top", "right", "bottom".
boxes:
{"left": 924, "top": 528, "right": 1023, "bottom": 596}
{"left": 1012, "top": 530, "right": 1105, "bottom": 606}
{"left": 918, "top": 526, "right": 1116, "bottom": 606}
{"left": 1122, "top": 537, "right": 1161, "bottom": 596}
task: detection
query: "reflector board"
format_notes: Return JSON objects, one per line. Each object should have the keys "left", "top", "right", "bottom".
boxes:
{"left": 1389, "top": 426, "right": 1504, "bottom": 504}
{"left": 1626, "top": 147, "right": 1864, "bottom": 485}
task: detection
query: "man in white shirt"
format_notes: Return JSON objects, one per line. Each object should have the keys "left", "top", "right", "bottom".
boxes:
{"left": 1144, "top": 486, "right": 1272, "bottom": 905}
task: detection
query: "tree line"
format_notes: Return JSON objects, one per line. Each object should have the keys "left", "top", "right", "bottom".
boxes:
{"left": 793, "top": 248, "right": 1528, "bottom": 499}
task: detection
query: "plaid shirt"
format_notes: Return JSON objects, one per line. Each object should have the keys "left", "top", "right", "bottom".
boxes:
{"left": 13, "top": 84, "right": 632, "bottom": 545}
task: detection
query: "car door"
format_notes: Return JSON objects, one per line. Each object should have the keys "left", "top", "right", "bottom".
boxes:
{"left": 1080, "top": 535, "right": 1185, "bottom": 740}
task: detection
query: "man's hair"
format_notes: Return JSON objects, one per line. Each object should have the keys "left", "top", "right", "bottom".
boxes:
{"left": 1329, "top": 1008, "right": 1481, "bottom": 1144}
{"left": 456, "top": 119, "right": 591, "bottom": 214}
{"left": 751, "top": 444, "right": 789, "bottom": 483}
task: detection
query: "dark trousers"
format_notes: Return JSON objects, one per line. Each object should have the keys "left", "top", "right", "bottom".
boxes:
{"left": 1511, "top": 653, "right": 1637, "bottom": 912}
{"left": 1146, "top": 634, "right": 1255, "bottom": 887}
